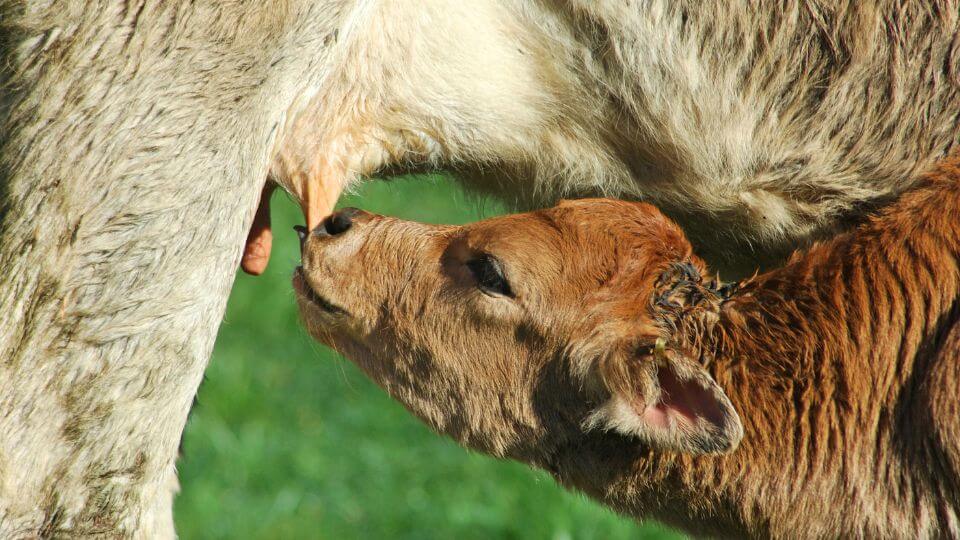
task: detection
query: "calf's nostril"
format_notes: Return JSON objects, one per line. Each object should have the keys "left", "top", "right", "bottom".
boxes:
{"left": 323, "top": 210, "right": 354, "bottom": 236}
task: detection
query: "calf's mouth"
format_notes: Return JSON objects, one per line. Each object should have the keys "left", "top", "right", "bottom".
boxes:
{"left": 292, "top": 267, "right": 349, "bottom": 316}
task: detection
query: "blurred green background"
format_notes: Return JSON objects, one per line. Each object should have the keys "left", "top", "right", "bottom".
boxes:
{"left": 175, "top": 175, "right": 685, "bottom": 539}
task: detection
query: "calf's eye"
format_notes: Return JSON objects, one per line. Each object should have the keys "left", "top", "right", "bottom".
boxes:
{"left": 466, "top": 254, "right": 514, "bottom": 298}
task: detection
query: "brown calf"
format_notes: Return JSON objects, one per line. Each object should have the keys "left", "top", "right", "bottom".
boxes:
{"left": 295, "top": 157, "right": 960, "bottom": 538}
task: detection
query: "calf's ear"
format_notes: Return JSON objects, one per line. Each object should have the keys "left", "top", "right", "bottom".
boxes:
{"left": 586, "top": 342, "right": 743, "bottom": 455}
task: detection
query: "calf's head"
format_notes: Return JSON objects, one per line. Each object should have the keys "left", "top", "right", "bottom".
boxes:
{"left": 294, "top": 200, "right": 743, "bottom": 471}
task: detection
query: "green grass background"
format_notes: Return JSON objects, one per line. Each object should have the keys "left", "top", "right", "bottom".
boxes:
{"left": 175, "top": 175, "right": 685, "bottom": 539}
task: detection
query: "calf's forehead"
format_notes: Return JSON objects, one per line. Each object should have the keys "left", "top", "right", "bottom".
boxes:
{"left": 453, "top": 204, "right": 632, "bottom": 287}
{"left": 466, "top": 201, "right": 632, "bottom": 249}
